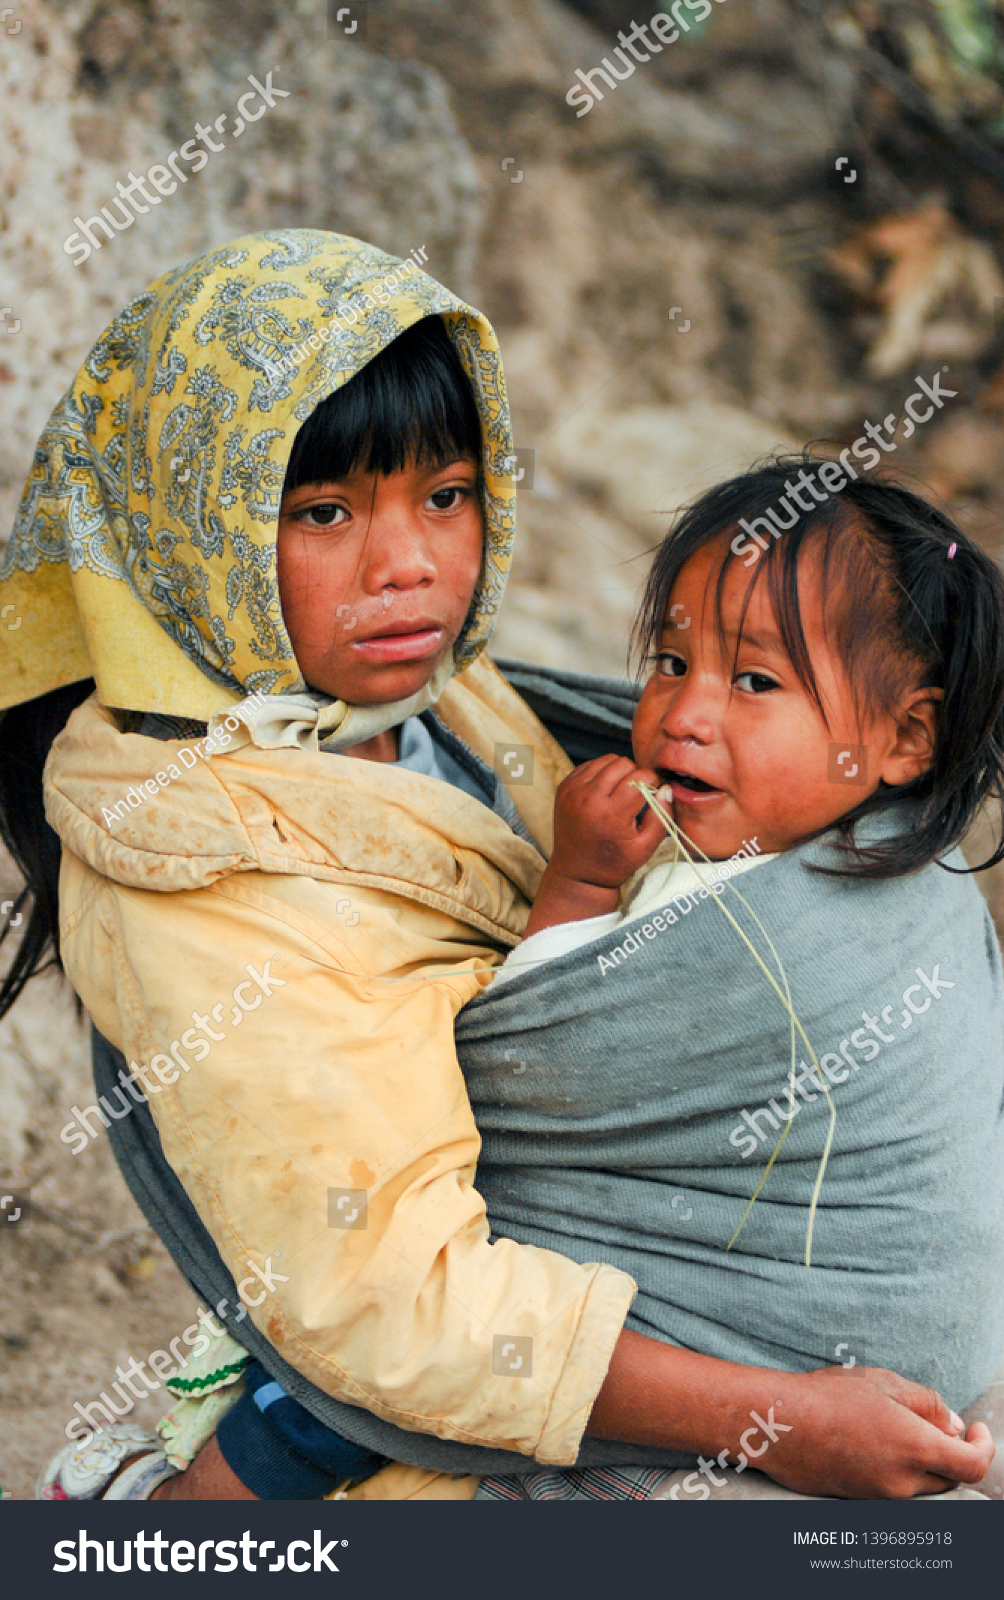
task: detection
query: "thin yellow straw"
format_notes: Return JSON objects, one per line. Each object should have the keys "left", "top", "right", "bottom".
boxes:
{"left": 633, "top": 783, "right": 836, "bottom": 1266}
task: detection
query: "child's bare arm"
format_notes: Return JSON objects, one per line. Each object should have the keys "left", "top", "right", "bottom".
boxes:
{"left": 524, "top": 755, "right": 669, "bottom": 937}
{"left": 589, "top": 1330, "right": 995, "bottom": 1498}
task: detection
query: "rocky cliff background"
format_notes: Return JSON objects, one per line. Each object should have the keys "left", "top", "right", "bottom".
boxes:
{"left": 4, "top": 0, "right": 1004, "bottom": 1497}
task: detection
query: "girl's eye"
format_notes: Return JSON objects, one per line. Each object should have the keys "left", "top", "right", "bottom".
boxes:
{"left": 301, "top": 503, "right": 347, "bottom": 528}
{"left": 427, "top": 486, "right": 466, "bottom": 511}
{"left": 735, "top": 670, "right": 780, "bottom": 694}
{"left": 655, "top": 652, "right": 687, "bottom": 678}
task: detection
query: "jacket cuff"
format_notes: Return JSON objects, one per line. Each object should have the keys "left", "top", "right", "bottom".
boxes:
{"left": 534, "top": 1264, "right": 638, "bottom": 1465}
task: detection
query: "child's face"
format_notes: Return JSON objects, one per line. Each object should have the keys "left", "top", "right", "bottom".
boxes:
{"left": 277, "top": 457, "right": 482, "bottom": 705}
{"left": 631, "top": 538, "right": 935, "bottom": 861}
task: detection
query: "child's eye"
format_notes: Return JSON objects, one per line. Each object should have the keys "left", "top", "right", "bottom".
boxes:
{"left": 426, "top": 486, "right": 467, "bottom": 511}
{"left": 735, "top": 670, "right": 780, "bottom": 694}
{"left": 655, "top": 652, "right": 687, "bottom": 678}
{"left": 300, "top": 502, "right": 348, "bottom": 528}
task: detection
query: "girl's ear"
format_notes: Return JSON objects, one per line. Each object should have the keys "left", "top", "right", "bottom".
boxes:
{"left": 878, "top": 686, "right": 943, "bottom": 788}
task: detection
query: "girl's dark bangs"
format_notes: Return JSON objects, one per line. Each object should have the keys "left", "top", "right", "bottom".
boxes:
{"left": 752, "top": 501, "right": 858, "bottom": 724}
{"left": 284, "top": 316, "right": 482, "bottom": 489}
{"left": 635, "top": 466, "right": 884, "bottom": 730}
{"left": 633, "top": 467, "right": 831, "bottom": 714}
{"left": 705, "top": 518, "right": 823, "bottom": 716}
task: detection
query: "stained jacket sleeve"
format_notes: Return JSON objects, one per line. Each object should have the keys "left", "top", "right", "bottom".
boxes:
{"left": 60, "top": 855, "right": 637, "bottom": 1465}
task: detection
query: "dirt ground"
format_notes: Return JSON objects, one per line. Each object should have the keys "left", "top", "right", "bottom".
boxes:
{"left": 0, "top": 944, "right": 200, "bottom": 1500}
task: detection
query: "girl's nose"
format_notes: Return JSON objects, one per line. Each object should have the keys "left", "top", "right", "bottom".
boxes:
{"left": 363, "top": 510, "right": 437, "bottom": 593}
{"left": 660, "top": 676, "right": 719, "bottom": 746}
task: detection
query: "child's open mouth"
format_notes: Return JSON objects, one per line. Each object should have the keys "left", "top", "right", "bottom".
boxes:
{"left": 658, "top": 769, "right": 723, "bottom": 804}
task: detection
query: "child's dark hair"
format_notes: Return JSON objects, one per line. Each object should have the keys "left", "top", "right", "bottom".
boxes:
{"left": 632, "top": 455, "right": 1004, "bottom": 880}
{"left": 284, "top": 314, "right": 481, "bottom": 488}
{"left": 0, "top": 318, "right": 482, "bottom": 1022}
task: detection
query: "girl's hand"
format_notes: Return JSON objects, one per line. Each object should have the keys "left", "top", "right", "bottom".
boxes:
{"left": 755, "top": 1365, "right": 994, "bottom": 1499}
{"left": 524, "top": 757, "right": 668, "bottom": 937}
{"left": 549, "top": 756, "right": 668, "bottom": 887}
{"left": 588, "top": 1331, "right": 993, "bottom": 1500}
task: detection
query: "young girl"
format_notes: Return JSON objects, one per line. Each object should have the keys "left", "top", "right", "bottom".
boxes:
{"left": 461, "top": 463, "right": 1004, "bottom": 1497}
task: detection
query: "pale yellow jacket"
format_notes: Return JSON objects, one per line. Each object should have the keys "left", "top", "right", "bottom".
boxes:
{"left": 46, "top": 655, "right": 637, "bottom": 1466}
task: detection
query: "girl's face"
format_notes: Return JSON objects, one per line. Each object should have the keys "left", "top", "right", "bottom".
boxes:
{"left": 277, "top": 456, "right": 483, "bottom": 705}
{"left": 631, "top": 538, "right": 939, "bottom": 861}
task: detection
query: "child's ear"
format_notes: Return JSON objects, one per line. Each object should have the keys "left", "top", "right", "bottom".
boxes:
{"left": 878, "top": 687, "right": 943, "bottom": 787}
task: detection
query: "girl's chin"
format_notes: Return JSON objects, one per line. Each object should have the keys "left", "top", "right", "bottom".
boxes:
{"left": 669, "top": 794, "right": 724, "bottom": 825}
{"left": 668, "top": 808, "right": 737, "bottom": 855}
{"left": 329, "top": 659, "right": 446, "bottom": 707}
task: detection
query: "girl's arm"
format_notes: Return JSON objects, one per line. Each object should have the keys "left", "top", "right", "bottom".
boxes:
{"left": 59, "top": 854, "right": 635, "bottom": 1466}
{"left": 158, "top": 1327, "right": 994, "bottom": 1502}
{"left": 591, "top": 1329, "right": 994, "bottom": 1497}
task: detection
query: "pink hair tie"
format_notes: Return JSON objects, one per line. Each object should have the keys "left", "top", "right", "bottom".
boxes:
{"left": 947, "top": 542, "right": 958, "bottom": 559}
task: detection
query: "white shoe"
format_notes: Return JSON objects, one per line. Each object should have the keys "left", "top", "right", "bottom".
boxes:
{"left": 37, "top": 1421, "right": 178, "bottom": 1500}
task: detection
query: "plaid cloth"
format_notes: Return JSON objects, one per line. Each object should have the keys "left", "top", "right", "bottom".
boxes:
{"left": 476, "top": 1466, "right": 677, "bottom": 1500}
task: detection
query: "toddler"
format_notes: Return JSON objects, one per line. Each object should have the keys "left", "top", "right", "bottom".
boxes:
{"left": 462, "top": 461, "right": 1004, "bottom": 1503}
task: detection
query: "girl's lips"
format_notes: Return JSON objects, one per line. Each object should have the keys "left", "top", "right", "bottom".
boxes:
{"left": 349, "top": 627, "right": 445, "bottom": 664}
{"left": 669, "top": 784, "right": 724, "bottom": 807}
{"left": 658, "top": 769, "right": 725, "bottom": 807}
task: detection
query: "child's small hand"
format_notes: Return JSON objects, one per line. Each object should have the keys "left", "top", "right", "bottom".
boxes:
{"left": 550, "top": 755, "right": 669, "bottom": 888}
{"left": 524, "top": 757, "right": 669, "bottom": 939}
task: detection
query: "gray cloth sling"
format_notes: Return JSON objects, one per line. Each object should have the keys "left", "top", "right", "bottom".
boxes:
{"left": 457, "top": 812, "right": 1004, "bottom": 1414}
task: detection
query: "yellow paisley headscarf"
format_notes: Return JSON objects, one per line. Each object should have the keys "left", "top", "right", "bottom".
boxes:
{"left": 0, "top": 230, "right": 515, "bottom": 748}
